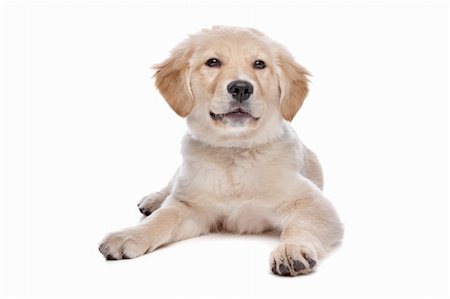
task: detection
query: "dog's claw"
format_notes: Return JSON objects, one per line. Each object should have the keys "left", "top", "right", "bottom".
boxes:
{"left": 293, "top": 260, "right": 305, "bottom": 271}
{"left": 278, "top": 264, "right": 289, "bottom": 276}
{"left": 306, "top": 258, "right": 316, "bottom": 269}
{"left": 271, "top": 263, "right": 277, "bottom": 274}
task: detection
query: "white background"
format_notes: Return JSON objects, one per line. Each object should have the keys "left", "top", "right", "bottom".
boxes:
{"left": 0, "top": 1, "right": 448, "bottom": 298}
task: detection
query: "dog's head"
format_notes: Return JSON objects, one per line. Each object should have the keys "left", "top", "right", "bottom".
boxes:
{"left": 154, "top": 26, "right": 309, "bottom": 147}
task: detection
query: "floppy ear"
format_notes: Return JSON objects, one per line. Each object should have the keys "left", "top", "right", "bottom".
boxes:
{"left": 153, "top": 44, "right": 194, "bottom": 117}
{"left": 277, "top": 51, "right": 310, "bottom": 122}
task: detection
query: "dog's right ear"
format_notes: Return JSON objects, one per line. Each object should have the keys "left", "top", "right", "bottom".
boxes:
{"left": 153, "top": 43, "right": 195, "bottom": 117}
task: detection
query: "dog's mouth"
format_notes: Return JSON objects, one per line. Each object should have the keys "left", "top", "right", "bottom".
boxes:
{"left": 209, "top": 108, "right": 258, "bottom": 122}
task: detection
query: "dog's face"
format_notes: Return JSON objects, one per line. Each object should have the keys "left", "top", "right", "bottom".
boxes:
{"left": 154, "top": 26, "right": 309, "bottom": 147}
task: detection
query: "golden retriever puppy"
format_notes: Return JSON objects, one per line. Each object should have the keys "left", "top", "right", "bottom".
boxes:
{"left": 99, "top": 26, "right": 343, "bottom": 276}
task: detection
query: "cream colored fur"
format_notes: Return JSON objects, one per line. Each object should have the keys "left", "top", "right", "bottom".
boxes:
{"left": 99, "top": 26, "right": 343, "bottom": 277}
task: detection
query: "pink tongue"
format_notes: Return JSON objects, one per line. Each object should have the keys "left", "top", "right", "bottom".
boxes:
{"left": 227, "top": 111, "right": 250, "bottom": 118}
{"left": 230, "top": 109, "right": 245, "bottom": 114}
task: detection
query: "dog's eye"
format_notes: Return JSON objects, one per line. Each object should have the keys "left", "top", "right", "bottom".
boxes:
{"left": 205, "top": 58, "right": 221, "bottom": 68}
{"left": 254, "top": 60, "right": 266, "bottom": 69}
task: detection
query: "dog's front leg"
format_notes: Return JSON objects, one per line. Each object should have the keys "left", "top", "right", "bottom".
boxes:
{"left": 99, "top": 201, "right": 212, "bottom": 260}
{"left": 270, "top": 192, "right": 343, "bottom": 276}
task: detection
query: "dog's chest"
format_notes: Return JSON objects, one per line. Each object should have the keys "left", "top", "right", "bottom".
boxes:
{"left": 180, "top": 140, "right": 300, "bottom": 233}
{"left": 198, "top": 148, "right": 272, "bottom": 194}
{"left": 185, "top": 144, "right": 295, "bottom": 201}
{"left": 201, "top": 151, "right": 277, "bottom": 232}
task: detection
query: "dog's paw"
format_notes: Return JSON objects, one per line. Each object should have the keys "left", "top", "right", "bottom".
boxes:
{"left": 98, "top": 229, "right": 149, "bottom": 260}
{"left": 270, "top": 243, "right": 318, "bottom": 276}
{"left": 137, "top": 192, "right": 165, "bottom": 216}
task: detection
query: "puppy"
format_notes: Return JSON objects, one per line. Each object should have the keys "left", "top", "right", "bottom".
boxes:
{"left": 99, "top": 26, "right": 343, "bottom": 276}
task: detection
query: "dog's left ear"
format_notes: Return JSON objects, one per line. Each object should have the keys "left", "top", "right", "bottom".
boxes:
{"left": 277, "top": 50, "right": 310, "bottom": 122}
{"left": 153, "top": 43, "right": 194, "bottom": 117}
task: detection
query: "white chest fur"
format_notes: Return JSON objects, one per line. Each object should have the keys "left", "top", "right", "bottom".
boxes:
{"left": 170, "top": 129, "right": 312, "bottom": 233}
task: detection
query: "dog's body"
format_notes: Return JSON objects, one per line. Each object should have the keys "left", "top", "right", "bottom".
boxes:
{"left": 99, "top": 26, "right": 343, "bottom": 276}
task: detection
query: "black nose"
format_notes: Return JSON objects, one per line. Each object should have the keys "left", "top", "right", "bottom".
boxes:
{"left": 227, "top": 80, "right": 254, "bottom": 102}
